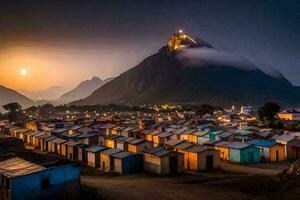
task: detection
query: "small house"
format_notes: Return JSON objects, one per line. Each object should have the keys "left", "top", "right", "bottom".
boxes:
{"left": 100, "top": 148, "right": 122, "bottom": 171}
{"left": 143, "top": 146, "right": 184, "bottom": 175}
{"left": 183, "top": 145, "right": 221, "bottom": 171}
{"left": 274, "top": 134, "right": 296, "bottom": 159}
{"left": 76, "top": 143, "right": 90, "bottom": 163}
{"left": 164, "top": 139, "right": 185, "bottom": 150}
{"left": 121, "top": 127, "right": 136, "bottom": 137}
{"left": 226, "top": 142, "right": 260, "bottom": 164}
{"left": 144, "top": 130, "right": 160, "bottom": 142}
{"left": 41, "top": 136, "right": 57, "bottom": 152}
{"left": 86, "top": 145, "right": 107, "bottom": 168}
{"left": 116, "top": 137, "right": 135, "bottom": 151}
{"left": 61, "top": 141, "right": 80, "bottom": 160}
{"left": 250, "top": 140, "right": 286, "bottom": 162}
{"left": 127, "top": 139, "right": 152, "bottom": 154}
{"left": 288, "top": 139, "right": 300, "bottom": 159}
{"left": 49, "top": 138, "right": 67, "bottom": 155}
{"left": 153, "top": 132, "right": 177, "bottom": 147}
{"left": 188, "top": 131, "right": 210, "bottom": 144}
{"left": 214, "top": 141, "right": 231, "bottom": 160}
{"left": 112, "top": 152, "right": 143, "bottom": 174}
{"left": 0, "top": 157, "right": 80, "bottom": 200}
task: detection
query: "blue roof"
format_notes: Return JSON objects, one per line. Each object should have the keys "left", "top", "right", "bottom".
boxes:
{"left": 251, "top": 140, "right": 277, "bottom": 148}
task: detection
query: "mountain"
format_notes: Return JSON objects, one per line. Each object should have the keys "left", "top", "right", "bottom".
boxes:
{"left": 56, "top": 76, "right": 114, "bottom": 104}
{"left": 71, "top": 31, "right": 300, "bottom": 107}
{"left": 19, "top": 86, "right": 66, "bottom": 100}
{"left": 0, "top": 85, "right": 34, "bottom": 109}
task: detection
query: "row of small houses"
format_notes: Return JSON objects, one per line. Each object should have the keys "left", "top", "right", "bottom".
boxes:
{"left": 4, "top": 122, "right": 300, "bottom": 174}
{"left": 7, "top": 127, "right": 221, "bottom": 175}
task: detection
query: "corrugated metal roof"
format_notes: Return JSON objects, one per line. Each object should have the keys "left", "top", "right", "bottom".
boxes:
{"left": 226, "top": 142, "right": 250, "bottom": 149}
{"left": 275, "top": 134, "right": 295, "bottom": 142}
{"left": 102, "top": 148, "right": 122, "bottom": 155}
{"left": 86, "top": 145, "right": 106, "bottom": 153}
{"left": 250, "top": 140, "right": 276, "bottom": 148}
{"left": 165, "top": 139, "right": 184, "bottom": 146}
{"left": 290, "top": 139, "right": 300, "bottom": 148}
{"left": 128, "top": 139, "right": 144, "bottom": 145}
{"left": 157, "top": 132, "right": 174, "bottom": 138}
{"left": 112, "top": 151, "right": 134, "bottom": 159}
{"left": 185, "top": 145, "right": 214, "bottom": 153}
{"left": 0, "top": 157, "right": 45, "bottom": 178}
{"left": 144, "top": 146, "right": 165, "bottom": 154}
{"left": 65, "top": 141, "right": 80, "bottom": 147}
{"left": 50, "top": 138, "right": 67, "bottom": 144}
{"left": 175, "top": 141, "right": 194, "bottom": 150}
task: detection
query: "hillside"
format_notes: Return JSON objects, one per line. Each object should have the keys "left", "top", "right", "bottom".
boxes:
{"left": 71, "top": 32, "right": 300, "bottom": 107}
{"left": 0, "top": 85, "right": 34, "bottom": 108}
{"left": 57, "top": 76, "right": 114, "bottom": 104}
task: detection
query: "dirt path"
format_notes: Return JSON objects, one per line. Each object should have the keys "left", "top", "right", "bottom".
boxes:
{"left": 81, "top": 173, "right": 267, "bottom": 200}
{"left": 221, "top": 162, "right": 290, "bottom": 176}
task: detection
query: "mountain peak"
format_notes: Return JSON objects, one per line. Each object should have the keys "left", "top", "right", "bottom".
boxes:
{"left": 91, "top": 76, "right": 102, "bottom": 81}
{"left": 71, "top": 33, "right": 300, "bottom": 107}
{"left": 167, "top": 30, "right": 212, "bottom": 52}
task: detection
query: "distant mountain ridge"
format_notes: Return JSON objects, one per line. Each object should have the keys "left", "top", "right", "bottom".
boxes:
{"left": 56, "top": 76, "right": 114, "bottom": 104}
{"left": 0, "top": 85, "right": 34, "bottom": 109}
{"left": 71, "top": 32, "right": 300, "bottom": 107}
{"left": 19, "top": 86, "right": 66, "bottom": 100}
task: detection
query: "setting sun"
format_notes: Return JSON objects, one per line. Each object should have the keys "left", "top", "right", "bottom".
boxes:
{"left": 20, "top": 69, "right": 28, "bottom": 76}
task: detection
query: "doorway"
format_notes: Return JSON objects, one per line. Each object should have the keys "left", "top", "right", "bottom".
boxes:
{"left": 276, "top": 150, "right": 279, "bottom": 162}
{"left": 206, "top": 155, "right": 214, "bottom": 170}
{"left": 248, "top": 152, "right": 254, "bottom": 163}
{"left": 169, "top": 155, "right": 178, "bottom": 175}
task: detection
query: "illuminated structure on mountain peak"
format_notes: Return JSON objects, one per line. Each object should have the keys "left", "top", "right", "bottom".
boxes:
{"left": 167, "top": 30, "right": 197, "bottom": 51}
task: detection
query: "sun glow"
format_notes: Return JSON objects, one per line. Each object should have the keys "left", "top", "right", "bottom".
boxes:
{"left": 20, "top": 69, "right": 28, "bottom": 76}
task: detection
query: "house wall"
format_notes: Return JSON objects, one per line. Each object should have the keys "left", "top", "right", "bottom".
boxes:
{"left": 198, "top": 137, "right": 210, "bottom": 145}
{"left": 179, "top": 135, "right": 188, "bottom": 140}
{"left": 239, "top": 147, "right": 260, "bottom": 164}
{"left": 67, "top": 146, "right": 74, "bottom": 160}
{"left": 269, "top": 145, "right": 286, "bottom": 162}
{"left": 198, "top": 150, "right": 220, "bottom": 170}
{"left": 153, "top": 136, "right": 159, "bottom": 145}
{"left": 229, "top": 149, "right": 241, "bottom": 163}
{"left": 105, "top": 139, "right": 115, "bottom": 149}
{"left": 215, "top": 146, "right": 229, "bottom": 160}
{"left": 61, "top": 144, "right": 67, "bottom": 157}
{"left": 177, "top": 153, "right": 184, "bottom": 173}
{"left": 258, "top": 147, "right": 270, "bottom": 160}
{"left": 188, "top": 135, "right": 197, "bottom": 143}
{"left": 116, "top": 142, "right": 125, "bottom": 150}
{"left": 145, "top": 134, "right": 153, "bottom": 142}
{"left": 78, "top": 148, "right": 84, "bottom": 162}
{"left": 128, "top": 142, "right": 152, "bottom": 154}
{"left": 100, "top": 154, "right": 111, "bottom": 171}
{"left": 159, "top": 156, "right": 170, "bottom": 175}
{"left": 10, "top": 164, "right": 80, "bottom": 200}
{"left": 113, "top": 155, "right": 143, "bottom": 174}
{"left": 87, "top": 152, "right": 96, "bottom": 167}
{"left": 144, "top": 153, "right": 162, "bottom": 174}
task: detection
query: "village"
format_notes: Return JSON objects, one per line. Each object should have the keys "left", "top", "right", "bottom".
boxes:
{"left": 1, "top": 103, "right": 300, "bottom": 199}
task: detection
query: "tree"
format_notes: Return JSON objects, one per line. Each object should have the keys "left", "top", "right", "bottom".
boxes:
{"left": 257, "top": 102, "right": 281, "bottom": 128}
{"left": 3, "top": 102, "right": 22, "bottom": 122}
{"left": 196, "top": 104, "right": 214, "bottom": 116}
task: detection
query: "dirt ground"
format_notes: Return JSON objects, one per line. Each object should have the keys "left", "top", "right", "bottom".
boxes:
{"left": 0, "top": 137, "right": 297, "bottom": 200}
{"left": 81, "top": 173, "right": 265, "bottom": 200}
{"left": 80, "top": 161, "right": 299, "bottom": 200}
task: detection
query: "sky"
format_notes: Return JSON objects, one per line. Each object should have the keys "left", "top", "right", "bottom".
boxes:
{"left": 0, "top": 0, "right": 299, "bottom": 91}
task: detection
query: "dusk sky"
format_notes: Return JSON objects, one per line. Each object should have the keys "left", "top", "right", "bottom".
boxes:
{"left": 0, "top": 0, "right": 299, "bottom": 91}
